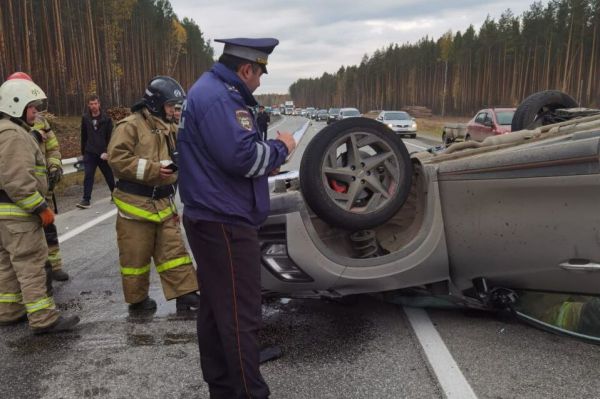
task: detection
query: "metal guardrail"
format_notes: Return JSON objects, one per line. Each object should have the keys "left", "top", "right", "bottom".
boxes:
{"left": 62, "top": 157, "right": 81, "bottom": 175}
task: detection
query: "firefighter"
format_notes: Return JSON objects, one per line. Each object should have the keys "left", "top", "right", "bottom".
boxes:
{"left": 6, "top": 72, "right": 69, "bottom": 282}
{"left": 107, "top": 76, "right": 200, "bottom": 312}
{"left": 0, "top": 76, "right": 79, "bottom": 333}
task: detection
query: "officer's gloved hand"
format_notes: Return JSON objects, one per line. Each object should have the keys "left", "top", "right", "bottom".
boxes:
{"left": 39, "top": 208, "right": 55, "bottom": 227}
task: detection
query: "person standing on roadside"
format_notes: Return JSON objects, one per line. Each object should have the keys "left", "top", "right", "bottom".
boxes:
{"left": 108, "top": 76, "right": 200, "bottom": 313}
{"left": 178, "top": 37, "right": 296, "bottom": 399}
{"left": 77, "top": 95, "right": 115, "bottom": 209}
{"left": 0, "top": 76, "right": 79, "bottom": 334}
{"left": 256, "top": 105, "right": 270, "bottom": 140}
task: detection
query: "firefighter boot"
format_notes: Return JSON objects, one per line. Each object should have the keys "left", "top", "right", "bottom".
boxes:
{"left": 128, "top": 297, "right": 157, "bottom": 312}
{"left": 176, "top": 292, "right": 200, "bottom": 311}
{"left": 32, "top": 315, "right": 80, "bottom": 335}
{"left": 52, "top": 270, "right": 69, "bottom": 281}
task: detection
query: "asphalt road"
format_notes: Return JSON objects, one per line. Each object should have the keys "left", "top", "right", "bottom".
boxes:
{"left": 1, "top": 116, "right": 599, "bottom": 399}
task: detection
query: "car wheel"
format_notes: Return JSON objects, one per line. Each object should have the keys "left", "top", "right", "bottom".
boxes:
{"left": 511, "top": 90, "right": 578, "bottom": 131}
{"left": 299, "top": 117, "right": 413, "bottom": 230}
{"left": 411, "top": 134, "right": 417, "bottom": 139}
{"left": 442, "top": 132, "right": 450, "bottom": 147}
{"left": 465, "top": 134, "right": 471, "bottom": 141}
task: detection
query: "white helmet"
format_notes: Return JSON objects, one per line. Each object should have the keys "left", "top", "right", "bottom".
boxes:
{"left": 0, "top": 78, "right": 47, "bottom": 117}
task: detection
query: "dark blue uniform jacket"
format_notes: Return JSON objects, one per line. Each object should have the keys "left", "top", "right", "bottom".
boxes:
{"left": 177, "top": 63, "right": 289, "bottom": 227}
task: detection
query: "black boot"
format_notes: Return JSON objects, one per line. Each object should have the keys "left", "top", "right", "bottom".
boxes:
{"left": 52, "top": 269, "right": 69, "bottom": 281}
{"left": 176, "top": 292, "right": 200, "bottom": 310}
{"left": 128, "top": 297, "right": 157, "bottom": 311}
{"left": 0, "top": 314, "right": 27, "bottom": 326}
{"left": 32, "top": 315, "right": 80, "bottom": 335}
{"left": 259, "top": 346, "right": 283, "bottom": 364}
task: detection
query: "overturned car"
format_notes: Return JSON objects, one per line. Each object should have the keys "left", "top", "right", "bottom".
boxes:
{"left": 262, "top": 91, "right": 600, "bottom": 342}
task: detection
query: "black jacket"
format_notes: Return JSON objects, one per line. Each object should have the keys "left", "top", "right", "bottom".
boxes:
{"left": 256, "top": 111, "right": 270, "bottom": 132}
{"left": 81, "top": 110, "right": 113, "bottom": 155}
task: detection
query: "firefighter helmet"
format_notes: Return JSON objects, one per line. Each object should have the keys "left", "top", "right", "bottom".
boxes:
{"left": 0, "top": 78, "right": 47, "bottom": 117}
{"left": 143, "top": 76, "right": 185, "bottom": 119}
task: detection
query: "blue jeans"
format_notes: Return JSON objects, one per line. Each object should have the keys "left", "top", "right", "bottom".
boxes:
{"left": 83, "top": 152, "right": 115, "bottom": 201}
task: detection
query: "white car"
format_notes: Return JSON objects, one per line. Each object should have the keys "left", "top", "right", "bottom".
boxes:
{"left": 339, "top": 107, "right": 361, "bottom": 120}
{"left": 376, "top": 110, "right": 417, "bottom": 138}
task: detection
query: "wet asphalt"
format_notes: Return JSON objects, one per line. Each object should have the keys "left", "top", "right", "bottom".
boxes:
{"left": 2, "top": 116, "right": 600, "bottom": 398}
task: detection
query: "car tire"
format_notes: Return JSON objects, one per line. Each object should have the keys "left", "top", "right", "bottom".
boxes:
{"left": 410, "top": 134, "right": 417, "bottom": 139}
{"left": 299, "top": 117, "right": 413, "bottom": 231}
{"left": 511, "top": 90, "right": 578, "bottom": 131}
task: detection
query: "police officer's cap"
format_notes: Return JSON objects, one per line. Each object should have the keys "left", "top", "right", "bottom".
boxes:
{"left": 215, "top": 38, "right": 279, "bottom": 73}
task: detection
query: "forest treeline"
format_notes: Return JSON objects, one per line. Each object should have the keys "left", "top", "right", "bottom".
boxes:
{"left": 0, "top": 0, "right": 214, "bottom": 115}
{"left": 290, "top": 0, "right": 600, "bottom": 116}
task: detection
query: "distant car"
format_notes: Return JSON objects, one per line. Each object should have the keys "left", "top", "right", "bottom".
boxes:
{"left": 327, "top": 108, "right": 340, "bottom": 124}
{"left": 272, "top": 108, "right": 281, "bottom": 116}
{"left": 339, "top": 108, "right": 361, "bottom": 120}
{"left": 442, "top": 108, "right": 516, "bottom": 146}
{"left": 466, "top": 108, "right": 516, "bottom": 142}
{"left": 310, "top": 109, "right": 319, "bottom": 119}
{"left": 376, "top": 110, "right": 417, "bottom": 138}
{"left": 316, "top": 109, "right": 329, "bottom": 121}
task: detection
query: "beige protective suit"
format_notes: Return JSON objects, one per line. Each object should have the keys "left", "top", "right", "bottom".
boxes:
{"left": 0, "top": 116, "right": 59, "bottom": 328}
{"left": 108, "top": 108, "right": 197, "bottom": 304}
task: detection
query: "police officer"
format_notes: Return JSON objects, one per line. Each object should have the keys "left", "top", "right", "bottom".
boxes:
{"left": 0, "top": 76, "right": 79, "bottom": 333}
{"left": 6, "top": 72, "right": 69, "bottom": 282}
{"left": 178, "top": 38, "right": 295, "bottom": 398}
{"left": 108, "top": 76, "right": 200, "bottom": 312}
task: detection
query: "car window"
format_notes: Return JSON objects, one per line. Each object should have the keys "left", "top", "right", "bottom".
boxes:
{"left": 475, "top": 112, "right": 487, "bottom": 124}
{"left": 343, "top": 109, "right": 360, "bottom": 116}
{"left": 329, "top": 108, "right": 339, "bottom": 114}
{"left": 384, "top": 112, "right": 410, "bottom": 120}
{"left": 496, "top": 111, "right": 515, "bottom": 125}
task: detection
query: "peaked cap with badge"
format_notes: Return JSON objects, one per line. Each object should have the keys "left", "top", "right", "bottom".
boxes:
{"left": 215, "top": 37, "right": 279, "bottom": 73}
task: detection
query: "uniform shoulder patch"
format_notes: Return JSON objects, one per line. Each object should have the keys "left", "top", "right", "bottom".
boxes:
{"left": 235, "top": 110, "right": 253, "bottom": 131}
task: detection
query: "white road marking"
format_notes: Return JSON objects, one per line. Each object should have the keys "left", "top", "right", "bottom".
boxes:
{"left": 404, "top": 141, "right": 428, "bottom": 151}
{"left": 58, "top": 208, "right": 117, "bottom": 243}
{"left": 403, "top": 307, "right": 478, "bottom": 399}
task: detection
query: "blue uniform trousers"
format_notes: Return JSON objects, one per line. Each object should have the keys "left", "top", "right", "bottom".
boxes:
{"left": 183, "top": 216, "right": 269, "bottom": 399}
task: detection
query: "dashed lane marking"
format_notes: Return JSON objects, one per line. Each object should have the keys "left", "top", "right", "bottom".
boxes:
{"left": 58, "top": 208, "right": 118, "bottom": 243}
{"left": 404, "top": 306, "right": 478, "bottom": 399}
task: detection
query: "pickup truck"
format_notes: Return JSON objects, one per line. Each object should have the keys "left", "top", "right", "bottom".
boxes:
{"left": 442, "top": 107, "right": 515, "bottom": 146}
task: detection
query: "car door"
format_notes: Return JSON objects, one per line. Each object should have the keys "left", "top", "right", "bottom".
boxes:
{"left": 470, "top": 112, "right": 487, "bottom": 141}
{"left": 480, "top": 112, "right": 494, "bottom": 140}
{"left": 438, "top": 130, "right": 600, "bottom": 295}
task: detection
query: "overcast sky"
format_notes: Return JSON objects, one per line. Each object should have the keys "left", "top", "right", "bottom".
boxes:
{"left": 169, "top": 0, "right": 546, "bottom": 94}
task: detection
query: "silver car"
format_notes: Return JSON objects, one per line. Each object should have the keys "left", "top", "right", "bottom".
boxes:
{"left": 376, "top": 110, "right": 417, "bottom": 138}
{"left": 263, "top": 90, "right": 600, "bottom": 342}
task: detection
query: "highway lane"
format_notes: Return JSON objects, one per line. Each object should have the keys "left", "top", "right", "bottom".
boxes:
{"left": 2, "top": 115, "right": 600, "bottom": 399}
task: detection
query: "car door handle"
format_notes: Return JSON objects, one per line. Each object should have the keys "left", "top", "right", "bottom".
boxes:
{"left": 559, "top": 260, "right": 600, "bottom": 272}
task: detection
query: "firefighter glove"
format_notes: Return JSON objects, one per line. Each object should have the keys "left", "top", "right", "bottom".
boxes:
{"left": 39, "top": 208, "right": 55, "bottom": 227}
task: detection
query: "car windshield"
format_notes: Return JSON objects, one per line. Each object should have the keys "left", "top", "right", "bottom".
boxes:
{"left": 329, "top": 108, "right": 339, "bottom": 114}
{"left": 343, "top": 109, "right": 360, "bottom": 116}
{"left": 384, "top": 112, "right": 410, "bottom": 120}
{"left": 496, "top": 111, "right": 515, "bottom": 125}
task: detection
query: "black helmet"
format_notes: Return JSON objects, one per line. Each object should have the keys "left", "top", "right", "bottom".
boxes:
{"left": 143, "top": 76, "right": 185, "bottom": 119}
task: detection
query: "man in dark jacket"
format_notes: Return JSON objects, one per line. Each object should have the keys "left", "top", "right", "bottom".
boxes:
{"left": 256, "top": 105, "right": 270, "bottom": 140}
{"left": 77, "top": 95, "right": 115, "bottom": 209}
